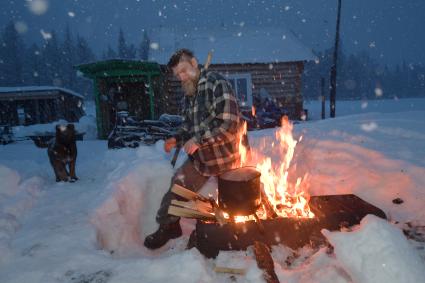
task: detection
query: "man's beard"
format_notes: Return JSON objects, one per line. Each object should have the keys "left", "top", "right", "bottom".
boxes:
{"left": 182, "top": 78, "right": 197, "bottom": 96}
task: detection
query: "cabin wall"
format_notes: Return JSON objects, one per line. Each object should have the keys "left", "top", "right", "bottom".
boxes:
{"left": 163, "top": 61, "right": 305, "bottom": 119}
{"left": 0, "top": 93, "right": 84, "bottom": 126}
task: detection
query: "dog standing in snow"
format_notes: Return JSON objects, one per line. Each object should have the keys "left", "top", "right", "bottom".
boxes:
{"left": 35, "top": 124, "right": 79, "bottom": 182}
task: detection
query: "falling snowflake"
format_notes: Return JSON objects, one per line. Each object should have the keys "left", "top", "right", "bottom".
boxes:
{"left": 14, "top": 21, "right": 28, "bottom": 34}
{"left": 361, "top": 122, "right": 378, "bottom": 132}
{"left": 26, "top": 0, "right": 49, "bottom": 15}
{"left": 375, "top": 87, "right": 383, "bottom": 97}
{"left": 68, "top": 11, "right": 75, "bottom": 18}
{"left": 369, "top": 41, "right": 376, "bottom": 48}
{"left": 150, "top": 42, "right": 159, "bottom": 50}
{"left": 40, "top": 29, "right": 52, "bottom": 40}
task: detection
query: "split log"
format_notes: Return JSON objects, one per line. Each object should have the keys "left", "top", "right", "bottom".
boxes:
{"left": 168, "top": 205, "right": 215, "bottom": 220}
{"left": 253, "top": 241, "right": 280, "bottom": 283}
{"left": 171, "top": 183, "right": 229, "bottom": 224}
{"left": 171, "top": 184, "right": 209, "bottom": 202}
{"left": 214, "top": 266, "right": 246, "bottom": 275}
{"left": 171, "top": 199, "right": 213, "bottom": 214}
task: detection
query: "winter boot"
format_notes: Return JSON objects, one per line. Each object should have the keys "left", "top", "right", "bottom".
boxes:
{"left": 143, "top": 221, "right": 182, "bottom": 249}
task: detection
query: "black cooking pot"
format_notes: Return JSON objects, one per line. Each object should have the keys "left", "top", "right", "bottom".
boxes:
{"left": 218, "top": 166, "right": 262, "bottom": 216}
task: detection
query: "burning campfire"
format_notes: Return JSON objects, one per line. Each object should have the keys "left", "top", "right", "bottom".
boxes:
{"left": 167, "top": 115, "right": 386, "bottom": 262}
{"left": 168, "top": 116, "right": 314, "bottom": 224}
{"left": 238, "top": 116, "right": 314, "bottom": 221}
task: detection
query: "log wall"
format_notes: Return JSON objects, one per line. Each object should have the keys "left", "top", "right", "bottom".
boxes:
{"left": 163, "top": 62, "right": 305, "bottom": 119}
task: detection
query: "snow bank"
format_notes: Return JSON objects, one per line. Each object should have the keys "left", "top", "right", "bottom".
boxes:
{"left": 0, "top": 165, "right": 44, "bottom": 265}
{"left": 111, "top": 249, "right": 212, "bottom": 283}
{"left": 0, "top": 165, "right": 20, "bottom": 197}
{"left": 323, "top": 215, "right": 425, "bottom": 283}
{"left": 90, "top": 144, "right": 174, "bottom": 256}
{"left": 304, "top": 98, "right": 425, "bottom": 121}
{"left": 293, "top": 138, "right": 425, "bottom": 223}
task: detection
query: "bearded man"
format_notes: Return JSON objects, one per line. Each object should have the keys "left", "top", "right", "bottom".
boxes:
{"left": 144, "top": 49, "right": 248, "bottom": 249}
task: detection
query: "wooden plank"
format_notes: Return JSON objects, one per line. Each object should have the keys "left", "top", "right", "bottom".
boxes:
{"left": 168, "top": 205, "right": 215, "bottom": 219}
{"left": 171, "top": 184, "right": 199, "bottom": 200}
{"left": 168, "top": 205, "right": 195, "bottom": 218}
{"left": 171, "top": 184, "right": 209, "bottom": 202}
{"left": 171, "top": 199, "right": 213, "bottom": 214}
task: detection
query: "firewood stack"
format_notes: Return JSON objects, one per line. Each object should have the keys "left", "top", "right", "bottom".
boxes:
{"left": 167, "top": 184, "right": 228, "bottom": 225}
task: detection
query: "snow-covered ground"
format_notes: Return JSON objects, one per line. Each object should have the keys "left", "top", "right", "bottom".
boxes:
{"left": 0, "top": 98, "right": 424, "bottom": 283}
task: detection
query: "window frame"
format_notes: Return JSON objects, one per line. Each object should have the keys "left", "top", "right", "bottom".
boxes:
{"left": 225, "top": 73, "right": 253, "bottom": 107}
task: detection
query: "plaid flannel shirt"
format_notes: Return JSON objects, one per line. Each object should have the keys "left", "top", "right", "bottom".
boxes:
{"left": 174, "top": 69, "right": 246, "bottom": 176}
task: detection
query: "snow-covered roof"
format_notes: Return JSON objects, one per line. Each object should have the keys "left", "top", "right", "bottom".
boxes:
{"left": 148, "top": 26, "right": 317, "bottom": 65}
{"left": 0, "top": 86, "right": 84, "bottom": 99}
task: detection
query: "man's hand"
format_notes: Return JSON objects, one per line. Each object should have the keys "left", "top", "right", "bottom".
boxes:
{"left": 164, "top": 137, "right": 177, "bottom": 153}
{"left": 183, "top": 138, "right": 200, "bottom": 155}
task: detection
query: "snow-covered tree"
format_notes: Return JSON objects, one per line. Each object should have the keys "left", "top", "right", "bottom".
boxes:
{"left": 61, "top": 24, "right": 77, "bottom": 89}
{"left": 118, "top": 28, "right": 136, "bottom": 59}
{"left": 0, "top": 21, "right": 24, "bottom": 86}
{"left": 139, "top": 30, "right": 150, "bottom": 60}
{"left": 75, "top": 34, "right": 95, "bottom": 64}
{"left": 42, "top": 30, "right": 62, "bottom": 86}
{"left": 23, "top": 43, "right": 42, "bottom": 86}
{"left": 102, "top": 45, "right": 117, "bottom": 60}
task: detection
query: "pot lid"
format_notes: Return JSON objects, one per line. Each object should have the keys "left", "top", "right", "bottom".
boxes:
{"left": 219, "top": 166, "right": 261, "bottom": 182}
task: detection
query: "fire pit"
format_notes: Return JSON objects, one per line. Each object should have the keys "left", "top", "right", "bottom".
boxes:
{"left": 167, "top": 118, "right": 386, "bottom": 259}
{"left": 188, "top": 194, "right": 386, "bottom": 258}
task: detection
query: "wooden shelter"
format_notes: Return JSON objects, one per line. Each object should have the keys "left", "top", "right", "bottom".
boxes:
{"left": 0, "top": 86, "right": 85, "bottom": 126}
{"left": 150, "top": 26, "right": 316, "bottom": 119}
{"left": 77, "top": 60, "right": 163, "bottom": 139}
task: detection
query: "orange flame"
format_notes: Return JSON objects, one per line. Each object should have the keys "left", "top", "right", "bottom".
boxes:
{"left": 237, "top": 116, "right": 314, "bottom": 220}
{"left": 238, "top": 121, "right": 248, "bottom": 166}
{"left": 251, "top": 106, "right": 256, "bottom": 117}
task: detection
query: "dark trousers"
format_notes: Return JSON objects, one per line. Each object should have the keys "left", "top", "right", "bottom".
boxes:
{"left": 156, "top": 159, "right": 210, "bottom": 225}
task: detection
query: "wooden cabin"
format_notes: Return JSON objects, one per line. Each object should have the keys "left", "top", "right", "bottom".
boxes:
{"left": 77, "top": 60, "right": 163, "bottom": 139}
{"left": 150, "top": 26, "right": 316, "bottom": 119}
{"left": 0, "top": 86, "right": 85, "bottom": 126}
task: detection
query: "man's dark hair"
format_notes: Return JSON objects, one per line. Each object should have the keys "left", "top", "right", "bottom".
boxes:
{"left": 167, "top": 48, "right": 195, "bottom": 70}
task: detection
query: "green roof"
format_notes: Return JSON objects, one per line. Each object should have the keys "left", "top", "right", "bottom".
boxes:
{"left": 76, "top": 59, "right": 162, "bottom": 79}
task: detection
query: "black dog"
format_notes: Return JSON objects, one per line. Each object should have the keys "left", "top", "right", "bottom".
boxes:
{"left": 36, "top": 124, "right": 79, "bottom": 182}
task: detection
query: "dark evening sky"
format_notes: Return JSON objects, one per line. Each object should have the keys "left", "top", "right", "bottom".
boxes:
{"left": 1, "top": 0, "right": 424, "bottom": 66}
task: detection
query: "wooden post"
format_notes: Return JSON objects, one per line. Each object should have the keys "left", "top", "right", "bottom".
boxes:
{"left": 148, "top": 74, "right": 155, "bottom": 119}
{"left": 329, "top": 0, "right": 342, "bottom": 118}
{"left": 321, "top": 78, "right": 325, "bottom": 119}
{"left": 93, "top": 77, "right": 104, "bottom": 139}
{"left": 34, "top": 99, "right": 40, "bottom": 124}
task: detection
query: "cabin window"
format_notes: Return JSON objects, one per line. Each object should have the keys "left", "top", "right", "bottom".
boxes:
{"left": 225, "top": 73, "right": 253, "bottom": 107}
